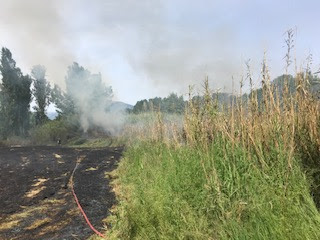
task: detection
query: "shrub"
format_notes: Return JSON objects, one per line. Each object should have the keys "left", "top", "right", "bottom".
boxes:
{"left": 30, "top": 118, "right": 81, "bottom": 145}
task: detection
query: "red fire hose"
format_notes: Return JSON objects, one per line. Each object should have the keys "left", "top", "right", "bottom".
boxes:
{"left": 70, "top": 160, "right": 105, "bottom": 238}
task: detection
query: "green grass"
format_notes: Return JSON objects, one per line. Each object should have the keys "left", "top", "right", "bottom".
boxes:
{"left": 108, "top": 138, "right": 320, "bottom": 240}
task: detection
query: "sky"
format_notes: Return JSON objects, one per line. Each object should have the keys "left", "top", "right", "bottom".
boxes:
{"left": 0, "top": 0, "right": 319, "bottom": 105}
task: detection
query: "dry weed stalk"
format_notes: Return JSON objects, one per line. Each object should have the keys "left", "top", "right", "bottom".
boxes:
{"left": 181, "top": 30, "right": 319, "bottom": 174}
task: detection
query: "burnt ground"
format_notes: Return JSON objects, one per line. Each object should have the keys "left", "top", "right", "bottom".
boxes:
{"left": 0, "top": 146, "right": 123, "bottom": 240}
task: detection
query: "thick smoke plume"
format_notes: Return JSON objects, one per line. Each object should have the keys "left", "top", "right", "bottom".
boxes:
{"left": 62, "top": 63, "right": 125, "bottom": 135}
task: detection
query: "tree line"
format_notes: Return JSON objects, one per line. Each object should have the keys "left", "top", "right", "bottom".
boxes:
{"left": 1, "top": 47, "right": 319, "bottom": 140}
{"left": 0, "top": 47, "right": 113, "bottom": 140}
{"left": 130, "top": 74, "right": 320, "bottom": 114}
{"left": 130, "top": 93, "right": 186, "bottom": 114}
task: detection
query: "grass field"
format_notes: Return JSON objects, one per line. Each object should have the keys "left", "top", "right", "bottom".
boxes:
{"left": 105, "top": 49, "right": 320, "bottom": 239}
{"left": 109, "top": 140, "right": 320, "bottom": 239}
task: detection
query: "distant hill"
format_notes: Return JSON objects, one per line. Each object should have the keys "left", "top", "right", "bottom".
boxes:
{"left": 108, "top": 101, "right": 133, "bottom": 113}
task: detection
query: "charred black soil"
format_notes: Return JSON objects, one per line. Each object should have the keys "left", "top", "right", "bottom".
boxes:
{"left": 0, "top": 146, "right": 123, "bottom": 240}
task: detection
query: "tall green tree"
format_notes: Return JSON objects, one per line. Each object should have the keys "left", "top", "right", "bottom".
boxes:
{"left": 0, "top": 48, "right": 32, "bottom": 137}
{"left": 31, "top": 65, "right": 51, "bottom": 125}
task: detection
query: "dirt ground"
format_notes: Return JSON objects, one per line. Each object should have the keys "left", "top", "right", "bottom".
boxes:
{"left": 0, "top": 146, "right": 123, "bottom": 240}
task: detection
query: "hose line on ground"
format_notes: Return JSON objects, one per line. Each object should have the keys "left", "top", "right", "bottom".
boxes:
{"left": 69, "top": 157, "right": 105, "bottom": 238}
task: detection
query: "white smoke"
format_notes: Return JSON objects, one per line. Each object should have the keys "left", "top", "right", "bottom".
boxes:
{"left": 1, "top": 0, "right": 319, "bottom": 104}
{"left": 62, "top": 63, "right": 126, "bottom": 135}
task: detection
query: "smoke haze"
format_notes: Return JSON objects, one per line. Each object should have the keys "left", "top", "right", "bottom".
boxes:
{"left": 0, "top": 0, "right": 319, "bottom": 104}
{"left": 63, "top": 64, "right": 125, "bottom": 134}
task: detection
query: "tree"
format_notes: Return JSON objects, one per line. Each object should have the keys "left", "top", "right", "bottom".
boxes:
{"left": 31, "top": 65, "right": 51, "bottom": 125}
{"left": 0, "top": 48, "right": 32, "bottom": 137}
{"left": 52, "top": 62, "right": 113, "bottom": 131}
{"left": 162, "top": 93, "right": 186, "bottom": 114}
{"left": 132, "top": 99, "right": 148, "bottom": 113}
{"left": 66, "top": 63, "right": 113, "bottom": 130}
{"left": 131, "top": 93, "right": 186, "bottom": 114}
{"left": 51, "top": 84, "right": 75, "bottom": 117}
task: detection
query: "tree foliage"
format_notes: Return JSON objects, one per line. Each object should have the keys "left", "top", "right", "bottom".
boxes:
{"left": 51, "top": 84, "right": 75, "bottom": 117}
{"left": 31, "top": 65, "right": 51, "bottom": 125}
{"left": 65, "top": 62, "right": 113, "bottom": 112}
{"left": 0, "top": 48, "right": 32, "bottom": 137}
{"left": 132, "top": 93, "right": 186, "bottom": 114}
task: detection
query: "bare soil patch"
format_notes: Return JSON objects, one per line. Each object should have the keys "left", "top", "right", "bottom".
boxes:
{"left": 0, "top": 146, "right": 123, "bottom": 240}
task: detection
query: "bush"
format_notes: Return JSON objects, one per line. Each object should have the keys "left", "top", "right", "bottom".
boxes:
{"left": 30, "top": 119, "right": 81, "bottom": 145}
